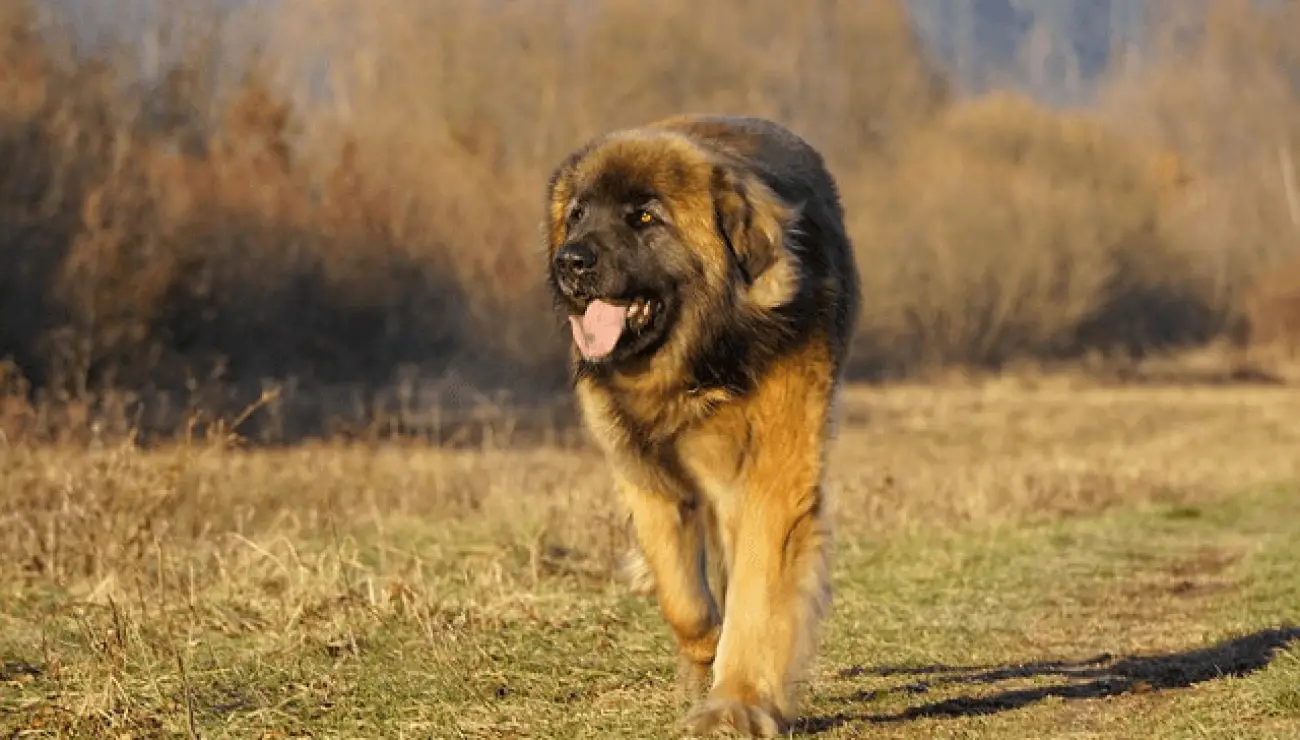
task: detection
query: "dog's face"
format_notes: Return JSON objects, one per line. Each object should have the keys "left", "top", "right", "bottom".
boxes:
{"left": 547, "top": 174, "right": 691, "bottom": 365}
{"left": 545, "top": 131, "right": 801, "bottom": 371}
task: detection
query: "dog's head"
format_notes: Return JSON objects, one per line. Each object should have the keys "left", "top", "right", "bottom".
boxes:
{"left": 544, "top": 128, "right": 802, "bottom": 373}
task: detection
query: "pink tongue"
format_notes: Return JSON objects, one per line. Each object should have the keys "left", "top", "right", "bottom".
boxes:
{"left": 569, "top": 299, "right": 627, "bottom": 359}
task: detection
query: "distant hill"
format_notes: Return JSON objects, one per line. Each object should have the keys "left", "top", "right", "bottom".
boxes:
{"left": 906, "top": 0, "right": 1150, "bottom": 105}
{"left": 41, "top": 0, "right": 1148, "bottom": 106}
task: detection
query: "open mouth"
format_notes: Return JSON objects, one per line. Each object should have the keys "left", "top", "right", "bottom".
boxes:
{"left": 569, "top": 296, "right": 662, "bottom": 360}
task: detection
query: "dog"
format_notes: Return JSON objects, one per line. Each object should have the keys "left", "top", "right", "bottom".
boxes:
{"left": 544, "top": 114, "right": 860, "bottom": 736}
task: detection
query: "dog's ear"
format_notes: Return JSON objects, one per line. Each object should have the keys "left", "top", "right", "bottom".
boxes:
{"left": 711, "top": 164, "right": 802, "bottom": 308}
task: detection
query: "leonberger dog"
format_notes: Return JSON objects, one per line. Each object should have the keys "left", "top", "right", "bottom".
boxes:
{"left": 544, "top": 114, "right": 860, "bottom": 736}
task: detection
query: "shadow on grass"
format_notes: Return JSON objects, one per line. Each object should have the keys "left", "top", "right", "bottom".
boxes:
{"left": 802, "top": 625, "right": 1300, "bottom": 734}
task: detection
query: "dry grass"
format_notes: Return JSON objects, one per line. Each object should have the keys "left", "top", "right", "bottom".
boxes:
{"left": 2, "top": 382, "right": 1298, "bottom": 737}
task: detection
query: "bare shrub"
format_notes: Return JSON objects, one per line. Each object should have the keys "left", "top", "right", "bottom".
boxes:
{"left": 1099, "top": 0, "right": 1300, "bottom": 315}
{"left": 2, "top": 0, "right": 1300, "bottom": 441}
{"left": 845, "top": 92, "right": 1220, "bottom": 377}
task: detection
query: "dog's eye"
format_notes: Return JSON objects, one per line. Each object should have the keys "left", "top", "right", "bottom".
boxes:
{"left": 628, "top": 209, "right": 655, "bottom": 228}
{"left": 568, "top": 204, "right": 586, "bottom": 224}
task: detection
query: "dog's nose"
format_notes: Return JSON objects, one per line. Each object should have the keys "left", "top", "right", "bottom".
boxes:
{"left": 554, "top": 242, "right": 597, "bottom": 276}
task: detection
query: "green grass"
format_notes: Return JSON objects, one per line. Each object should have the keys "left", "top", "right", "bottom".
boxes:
{"left": 809, "top": 486, "right": 1300, "bottom": 739}
{"left": 2, "top": 384, "right": 1299, "bottom": 738}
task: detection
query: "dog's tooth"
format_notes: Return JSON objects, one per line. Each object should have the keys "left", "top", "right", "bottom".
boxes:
{"left": 623, "top": 298, "right": 653, "bottom": 330}
{"left": 625, "top": 299, "right": 651, "bottom": 330}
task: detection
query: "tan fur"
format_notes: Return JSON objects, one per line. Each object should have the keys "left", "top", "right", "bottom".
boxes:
{"left": 545, "top": 115, "right": 860, "bottom": 736}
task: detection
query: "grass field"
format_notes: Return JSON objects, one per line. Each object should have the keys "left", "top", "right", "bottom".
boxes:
{"left": 3, "top": 380, "right": 1300, "bottom": 739}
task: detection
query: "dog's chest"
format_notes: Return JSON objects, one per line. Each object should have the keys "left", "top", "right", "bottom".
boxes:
{"left": 673, "top": 407, "right": 752, "bottom": 504}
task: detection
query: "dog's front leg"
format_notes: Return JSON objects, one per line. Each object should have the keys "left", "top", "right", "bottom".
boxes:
{"left": 618, "top": 477, "right": 721, "bottom": 699}
{"left": 684, "top": 363, "right": 834, "bottom": 737}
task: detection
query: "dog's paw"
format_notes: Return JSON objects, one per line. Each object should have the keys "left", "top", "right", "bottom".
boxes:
{"left": 683, "top": 699, "right": 786, "bottom": 738}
